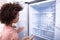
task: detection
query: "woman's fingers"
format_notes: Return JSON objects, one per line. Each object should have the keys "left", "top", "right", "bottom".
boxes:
{"left": 19, "top": 27, "right": 24, "bottom": 32}
{"left": 22, "top": 35, "right": 35, "bottom": 40}
{"left": 29, "top": 35, "right": 35, "bottom": 40}
{"left": 22, "top": 36, "right": 29, "bottom": 40}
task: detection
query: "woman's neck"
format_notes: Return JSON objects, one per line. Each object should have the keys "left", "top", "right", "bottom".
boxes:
{"left": 5, "top": 24, "right": 12, "bottom": 27}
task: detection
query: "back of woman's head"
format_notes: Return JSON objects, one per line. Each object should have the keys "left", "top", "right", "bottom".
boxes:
{"left": 0, "top": 3, "right": 23, "bottom": 25}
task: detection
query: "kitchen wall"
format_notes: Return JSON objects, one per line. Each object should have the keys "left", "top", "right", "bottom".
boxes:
{"left": 55, "top": 0, "right": 60, "bottom": 40}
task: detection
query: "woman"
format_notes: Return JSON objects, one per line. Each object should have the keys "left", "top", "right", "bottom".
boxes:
{"left": 0, "top": 3, "right": 34, "bottom": 40}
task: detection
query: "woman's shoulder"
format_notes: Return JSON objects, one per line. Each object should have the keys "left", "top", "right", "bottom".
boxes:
{"left": 3, "top": 26, "right": 17, "bottom": 36}
{"left": 0, "top": 26, "right": 18, "bottom": 40}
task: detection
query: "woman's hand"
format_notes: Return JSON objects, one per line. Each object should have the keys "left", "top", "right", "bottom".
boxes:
{"left": 29, "top": 35, "right": 34, "bottom": 40}
{"left": 22, "top": 35, "right": 35, "bottom": 40}
{"left": 16, "top": 26, "right": 24, "bottom": 33}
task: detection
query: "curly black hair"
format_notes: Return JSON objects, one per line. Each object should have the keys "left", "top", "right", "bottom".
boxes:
{"left": 0, "top": 3, "right": 23, "bottom": 25}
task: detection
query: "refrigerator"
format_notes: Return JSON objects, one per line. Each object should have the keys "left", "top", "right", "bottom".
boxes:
{"left": 16, "top": 0, "right": 56, "bottom": 40}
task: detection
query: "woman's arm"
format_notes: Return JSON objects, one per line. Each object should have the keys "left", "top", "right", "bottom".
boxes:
{"left": 11, "top": 31, "right": 19, "bottom": 40}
